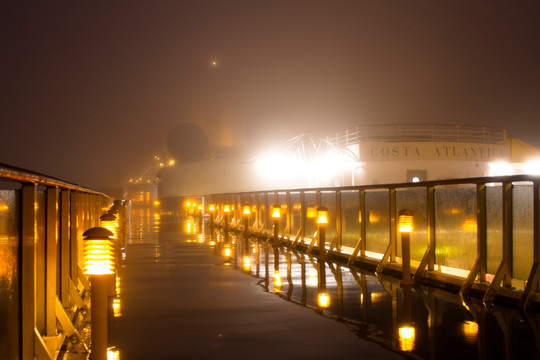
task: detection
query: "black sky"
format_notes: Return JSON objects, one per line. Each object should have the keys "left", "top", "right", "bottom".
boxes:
{"left": 2, "top": 1, "right": 540, "bottom": 189}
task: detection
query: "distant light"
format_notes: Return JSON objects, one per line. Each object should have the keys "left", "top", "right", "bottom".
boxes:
{"left": 243, "top": 205, "right": 251, "bottom": 216}
{"left": 411, "top": 177, "right": 420, "bottom": 183}
{"left": 273, "top": 270, "right": 282, "bottom": 291}
{"left": 242, "top": 256, "right": 251, "bottom": 271}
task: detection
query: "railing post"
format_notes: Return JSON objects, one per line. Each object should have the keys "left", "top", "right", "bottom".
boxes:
{"left": 60, "top": 190, "right": 70, "bottom": 307}
{"left": 70, "top": 191, "right": 79, "bottom": 284}
{"left": 477, "top": 183, "right": 487, "bottom": 282}
{"left": 336, "top": 191, "right": 342, "bottom": 251}
{"left": 45, "top": 187, "right": 58, "bottom": 336}
{"left": 503, "top": 181, "right": 513, "bottom": 287}
{"left": 390, "top": 189, "right": 397, "bottom": 263}
{"left": 21, "top": 183, "right": 36, "bottom": 360}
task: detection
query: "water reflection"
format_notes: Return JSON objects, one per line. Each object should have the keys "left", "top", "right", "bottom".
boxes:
{"left": 207, "top": 226, "right": 540, "bottom": 360}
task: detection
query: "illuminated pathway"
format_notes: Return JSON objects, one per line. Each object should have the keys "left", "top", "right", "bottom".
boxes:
{"left": 112, "top": 210, "right": 403, "bottom": 359}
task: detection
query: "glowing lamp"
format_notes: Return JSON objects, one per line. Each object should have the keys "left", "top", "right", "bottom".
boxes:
{"left": 82, "top": 227, "right": 115, "bottom": 275}
{"left": 271, "top": 205, "right": 281, "bottom": 219}
{"left": 398, "top": 326, "right": 416, "bottom": 352}
{"left": 317, "top": 207, "right": 328, "bottom": 224}
{"left": 107, "top": 347, "right": 120, "bottom": 360}
{"left": 209, "top": 204, "right": 215, "bottom": 212}
{"left": 318, "top": 292, "right": 330, "bottom": 308}
{"left": 224, "top": 205, "right": 231, "bottom": 213}
{"left": 243, "top": 205, "right": 251, "bottom": 216}
{"left": 398, "top": 209, "right": 414, "bottom": 233}
{"left": 224, "top": 246, "right": 231, "bottom": 257}
{"left": 100, "top": 213, "right": 118, "bottom": 240}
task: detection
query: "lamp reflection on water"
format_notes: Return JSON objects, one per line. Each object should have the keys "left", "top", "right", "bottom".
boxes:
{"left": 462, "top": 320, "right": 478, "bottom": 344}
{"left": 242, "top": 256, "right": 251, "bottom": 272}
{"left": 113, "top": 297, "right": 122, "bottom": 317}
{"left": 274, "top": 270, "right": 282, "bottom": 291}
{"left": 398, "top": 326, "right": 415, "bottom": 352}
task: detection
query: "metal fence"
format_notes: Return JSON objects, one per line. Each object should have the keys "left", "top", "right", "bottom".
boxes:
{"left": 0, "top": 163, "right": 115, "bottom": 360}
{"left": 206, "top": 174, "right": 540, "bottom": 308}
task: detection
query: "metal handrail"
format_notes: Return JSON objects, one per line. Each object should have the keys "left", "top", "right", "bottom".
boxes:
{"left": 0, "top": 162, "right": 109, "bottom": 196}
{"left": 326, "top": 124, "right": 507, "bottom": 147}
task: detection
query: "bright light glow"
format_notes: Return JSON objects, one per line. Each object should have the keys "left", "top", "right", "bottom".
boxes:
{"left": 209, "top": 204, "right": 215, "bottom": 212}
{"left": 0, "top": 204, "right": 8, "bottom": 212}
{"left": 318, "top": 292, "right": 330, "bottom": 308}
{"left": 224, "top": 247, "right": 231, "bottom": 257}
{"left": 307, "top": 207, "right": 317, "bottom": 219}
{"left": 224, "top": 205, "right": 231, "bottom": 213}
{"left": 168, "top": 159, "right": 176, "bottom": 166}
{"left": 488, "top": 161, "right": 514, "bottom": 176}
{"left": 271, "top": 206, "right": 281, "bottom": 219}
{"left": 411, "top": 176, "right": 420, "bottom": 183}
{"left": 83, "top": 240, "right": 115, "bottom": 275}
{"left": 398, "top": 326, "right": 416, "bottom": 352}
{"left": 210, "top": 241, "right": 215, "bottom": 246}
{"left": 523, "top": 159, "right": 540, "bottom": 175}
{"left": 243, "top": 205, "right": 251, "bottom": 215}
{"left": 254, "top": 145, "right": 360, "bottom": 186}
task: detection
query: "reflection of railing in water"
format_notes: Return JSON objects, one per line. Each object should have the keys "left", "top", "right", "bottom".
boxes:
{"left": 0, "top": 163, "right": 117, "bottom": 359}
{"left": 208, "top": 227, "right": 540, "bottom": 359}
{"left": 203, "top": 174, "right": 540, "bottom": 309}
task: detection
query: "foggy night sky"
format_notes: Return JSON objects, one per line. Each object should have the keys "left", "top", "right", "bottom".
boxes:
{"left": 2, "top": 1, "right": 540, "bottom": 190}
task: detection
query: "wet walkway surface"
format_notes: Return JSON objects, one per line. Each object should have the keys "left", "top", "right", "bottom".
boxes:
{"left": 112, "top": 214, "right": 404, "bottom": 360}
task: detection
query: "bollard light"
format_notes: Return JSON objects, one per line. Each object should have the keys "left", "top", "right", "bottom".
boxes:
{"left": 398, "top": 209, "right": 414, "bottom": 285}
{"left": 317, "top": 207, "right": 328, "bottom": 260}
{"left": 224, "top": 204, "right": 231, "bottom": 213}
{"left": 317, "top": 208, "right": 328, "bottom": 224}
{"left": 243, "top": 205, "right": 251, "bottom": 216}
{"left": 83, "top": 227, "right": 115, "bottom": 360}
{"left": 209, "top": 204, "right": 215, "bottom": 212}
{"left": 100, "top": 213, "right": 118, "bottom": 241}
{"left": 318, "top": 292, "right": 330, "bottom": 309}
{"left": 83, "top": 227, "right": 115, "bottom": 275}
{"left": 271, "top": 205, "right": 281, "bottom": 219}
{"left": 398, "top": 209, "right": 414, "bottom": 233}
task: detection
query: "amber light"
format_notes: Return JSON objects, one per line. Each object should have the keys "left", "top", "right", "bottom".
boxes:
{"left": 242, "top": 256, "right": 251, "bottom": 271}
{"left": 273, "top": 270, "right": 282, "bottom": 290}
{"left": 398, "top": 210, "right": 414, "bottom": 233}
{"left": 243, "top": 205, "right": 251, "bottom": 216}
{"left": 209, "top": 204, "right": 215, "bottom": 212}
{"left": 317, "top": 207, "right": 328, "bottom": 224}
{"left": 83, "top": 227, "right": 115, "bottom": 275}
{"left": 100, "top": 213, "right": 118, "bottom": 240}
{"left": 271, "top": 206, "right": 281, "bottom": 219}
{"left": 224, "top": 205, "right": 231, "bottom": 213}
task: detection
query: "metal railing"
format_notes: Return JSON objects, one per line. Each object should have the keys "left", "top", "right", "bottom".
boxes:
{"left": 326, "top": 124, "right": 507, "bottom": 147}
{"left": 0, "top": 163, "right": 118, "bottom": 360}
{"left": 205, "top": 174, "right": 540, "bottom": 308}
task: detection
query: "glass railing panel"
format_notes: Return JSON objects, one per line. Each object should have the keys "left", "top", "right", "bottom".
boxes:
{"left": 513, "top": 182, "right": 533, "bottom": 285}
{"left": 365, "top": 189, "right": 390, "bottom": 256}
{"left": 396, "top": 188, "right": 428, "bottom": 263}
{"left": 486, "top": 184, "right": 503, "bottom": 276}
{"left": 258, "top": 193, "right": 266, "bottom": 230}
{"left": 434, "top": 185, "right": 477, "bottom": 273}
{"left": 277, "top": 192, "right": 288, "bottom": 232}
{"left": 290, "top": 192, "right": 301, "bottom": 237}
{"left": 321, "top": 191, "right": 336, "bottom": 247}
{"left": 304, "top": 192, "right": 318, "bottom": 241}
{"left": 341, "top": 190, "right": 360, "bottom": 249}
{"left": 0, "top": 190, "right": 19, "bottom": 360}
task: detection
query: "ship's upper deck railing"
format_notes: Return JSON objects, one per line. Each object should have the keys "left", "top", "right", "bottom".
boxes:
{"left": 325, "top": 124, "right": 507, "bottom": 147}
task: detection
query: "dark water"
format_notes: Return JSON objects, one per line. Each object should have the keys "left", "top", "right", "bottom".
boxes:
{"left": 211, "top": 227, "right": 540, "bottom": 360}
